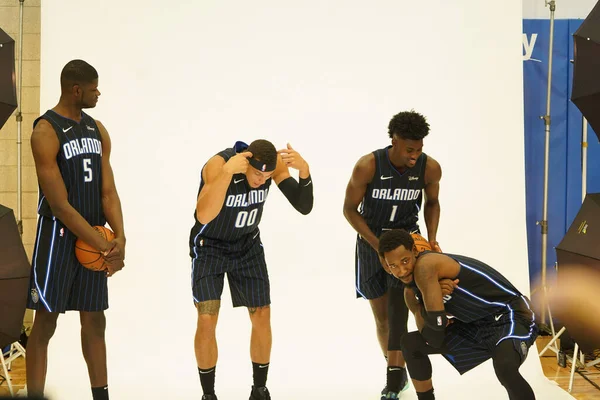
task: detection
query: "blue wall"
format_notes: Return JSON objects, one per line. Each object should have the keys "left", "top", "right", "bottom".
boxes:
{"left": 523, "top": 19, "right": 600, "bottom": 284}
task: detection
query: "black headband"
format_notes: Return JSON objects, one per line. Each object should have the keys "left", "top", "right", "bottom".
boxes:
{"left": 248, "top": 156, "right": 276, "bottom": 172}
{"left": 234, "top": 141, "right": 276, "bottom": 172}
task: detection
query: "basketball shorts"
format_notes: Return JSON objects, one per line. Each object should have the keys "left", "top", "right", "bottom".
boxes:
{"left": 441, "top": 310, "right": 538, "bottom": 375}
{"left": 27, "top": 216, "right": 109, "bottom": 313}
{"left": 191, "top": 230, "right": 270, "bottom": 308}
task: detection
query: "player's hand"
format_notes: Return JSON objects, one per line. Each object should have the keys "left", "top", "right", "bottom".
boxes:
{"left": 105, "top": 259, "right": 124, "bottom": 277}
{"left": 104, "top": 238, "right": 125, "bottom": 277}
{"left": 104, "top": 237, "right": 126, "bottom": 263}
{"left": 278, "top": 143, "right": 308, "bottom": 173}
{"left": 440, "top": 278, "right": 459, "bottom": 296}
{"left": 429, "top": 239, "right": 442, "bottom": 252}
{"left": 223, "top": 151, "right": 252, "bottom": 175}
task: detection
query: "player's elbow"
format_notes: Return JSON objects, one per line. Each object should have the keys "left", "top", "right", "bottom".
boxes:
{"left": 342, "top": 202, "right": 356, "bottom": 219}
{"left": 196, "top": 209, "right": 212, "bottom": 225}
{"left": 47, "top": 200, "right": 70, "bottom": 222}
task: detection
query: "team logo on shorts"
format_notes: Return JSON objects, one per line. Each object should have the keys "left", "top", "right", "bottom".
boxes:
{"left": 59, "top": 228, "right": 64, "bottom": 237}
{"left": 31, "top": 288, "right": 39, "bottom": 304}
{"left": 520, "top": 341, "right": 528, "bottom": 357}
{"left": 437, "top": 316, "right": 443, "bottom": 326}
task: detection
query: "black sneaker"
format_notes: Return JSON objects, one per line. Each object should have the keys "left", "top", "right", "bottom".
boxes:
{"left": 380, "top": 386, "right": 389, "bottom": 400}
{"left": 202, "top": 395, "right": 218, "bottom": 400}
{"left": 249, "top": 385, "right": 271, "bottom": 400}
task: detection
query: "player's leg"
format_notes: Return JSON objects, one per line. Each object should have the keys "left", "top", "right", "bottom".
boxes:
{"left": 369, "top": 294, "right": 390, "bottom": 356}
{"left": 402, "top": 320, "right": 493, "bottom": 400}
{"left": 356, "top": 237, "right": 390, "bottom": 355}
{"left": 228, "top": 232, "right": 272, "bottom": 399}
{"left": 195, "top": 300, "right": 221, "bottom": 398}
{"left": 65, "top": 224, "right": 111, "bottom": 400}
{"left": 386, "top": 281, "right": 409, "bottom": 397}
{"left": 400, "top": 331, "right": 439, "bottom": 399}
{"left": 491, "top": 340, "right": 535, "bottom": 400}
{"left": 26, "top": 308, "right": 60, "bottom": 397}
{"left": 191, "top": 241, "right": 227, "bottom": 399}
{"left": 25, "top": 217, "right": 72, "bottom": 396}
{"left": 79, "top": 311, "right": 108, "bottom": 398}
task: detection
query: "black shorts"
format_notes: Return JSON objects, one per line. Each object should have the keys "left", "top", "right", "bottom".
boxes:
{"left": 27, "top": 216, "right": 109, "bottom": 313}
{"left": 442, "top": 312, "right": 538, "bottom": 375}
{"left": 191, "top": 230, "right": 269, "bottom": 308}
{"left": 355, "top": 227, "right": 419, "bottom": 299}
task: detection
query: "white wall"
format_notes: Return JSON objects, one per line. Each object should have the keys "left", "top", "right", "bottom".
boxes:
{"left": 523, "top": 0, "right": 597, "bottom": 18}
{"left": 39, "top": 1, "right": 572, "bottom": 399}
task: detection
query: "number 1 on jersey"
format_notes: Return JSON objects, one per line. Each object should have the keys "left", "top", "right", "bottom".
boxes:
{"left": 389, "top": 205, "right": 398, "bottom": 222}
{"left": 83, "top": 158, "right": 93, "bottom": 182}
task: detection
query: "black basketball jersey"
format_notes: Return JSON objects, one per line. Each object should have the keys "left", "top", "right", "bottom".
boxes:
{"left": 409, "top": 253, "right": 534, "bottom": 324}
{"left": 35, "top": 110, "right": 105, "bottom": 226}
{"left": 359, "top": 147, "right": 427, "bottom": 236}
{"left": 189, "top": 145, "right": 272, "bottom": 245}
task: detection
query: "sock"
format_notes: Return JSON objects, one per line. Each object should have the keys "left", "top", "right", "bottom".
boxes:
{"left": 386, "top": 366, "right": 406, "bottom": 392}
{"left": 417, "top": 388, "right": 435, "bottom": 400}
{"left": 252, "top": 362, "right": 270, "bottom": 388}
{"left": 198, "top": 366, "right": 216, "bottom": 395}
{"left": 91, "top": 385, "right": 109, "bottom": 400}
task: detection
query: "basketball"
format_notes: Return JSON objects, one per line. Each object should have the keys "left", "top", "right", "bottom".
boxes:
{"left": 411, "top": 232, "right": 432, "bottom": 254}
{"left": 75, "top": 226, "right": 115, "bottom": 271}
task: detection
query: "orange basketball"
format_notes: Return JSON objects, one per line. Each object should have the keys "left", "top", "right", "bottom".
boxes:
{"left": 75, "top": 226, "right": 115, "bottom": 271}
{"left": 411, "top": 232, "right": 432, "bottom": 254}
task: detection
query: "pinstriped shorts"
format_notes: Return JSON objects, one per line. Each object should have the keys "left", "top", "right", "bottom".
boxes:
{"left": 191, "top": 230, "right": 270, "bottom": 308}
{"left": 27, "top": 216, "right": 109, "bottom": 313}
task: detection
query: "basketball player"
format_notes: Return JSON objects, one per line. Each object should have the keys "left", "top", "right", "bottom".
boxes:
{"left": 343, "top": 110, "right": 442, "bottom": 399}
{"left": 26, "top": 60, "right": 125, "bottom": 400}
{"left": 379, "top": 229, "right": 538, "bottom": 400}
{"left": 190, "top": 140, "right": 313, "bottom": 400}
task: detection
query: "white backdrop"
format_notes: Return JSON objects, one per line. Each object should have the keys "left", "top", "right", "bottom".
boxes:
{"left": 38, "top": 1, "right": 573, "bottom": 399}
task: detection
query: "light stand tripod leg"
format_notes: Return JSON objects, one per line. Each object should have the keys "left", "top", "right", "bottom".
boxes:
{"left": 569, "top": 343, "right": 579, "bottom": 393}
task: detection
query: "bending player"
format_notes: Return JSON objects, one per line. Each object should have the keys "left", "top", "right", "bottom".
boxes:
{"left": 378, "top": 229, "right": 538, "bottom": 400}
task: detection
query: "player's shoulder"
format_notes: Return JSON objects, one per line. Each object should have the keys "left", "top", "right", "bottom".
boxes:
{"left": 415, "top": 251, "right": 448, "bottom": 277}
{"left": 424, "top": 154, "right": 441, "bottom": 182}
{"left": 31, "top": 118, "right": 57, "bottom": 143}
{"left": 354, "top": 151, "right": 376, "bottom": 170}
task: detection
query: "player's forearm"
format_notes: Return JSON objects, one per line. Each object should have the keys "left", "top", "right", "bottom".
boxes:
{"left": 52, "top": 204, "right": 110, "bottom": 252}
{"left": 343, "top": 208, "right": 378, "bottom": 250}
{"left": 278, "top": 176, "right": 313, "bottom": 215}
{"left": 102, "top": 192, "right": 125, "bottom": 240}
{"left": 424, "top": 199, "right": 440, "bottom": 242}
{"left": 415, "top": 311, "right": 426, "bottom": 332}
{"left": 196, "top": 169, "right": 234, "bottom": 224}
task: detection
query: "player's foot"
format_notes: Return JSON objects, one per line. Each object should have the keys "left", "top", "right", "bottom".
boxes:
{"left": 385, "top": 393, "right": 399, "bottom": 399}
{"left": 249, "top": 385, "right": 271, "bottom": 400}
{"left": 399, "top": 367, "right": 410, "bottom": 392}
{"left": 202, "top": 394, "right": 218, "bottom": 400}
{"left": 380, "top": 386, "right": 389, "bottom": 400}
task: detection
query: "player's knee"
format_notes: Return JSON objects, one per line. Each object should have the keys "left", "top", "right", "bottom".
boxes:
{"left": 400, "top": 331, "right": 426, "bottom": 360}
{"left": 80, "top": 312, "right": 106, "bottom": 336}
{"left": 32, "top": 313, "right": 59, "bottom": 342}
{"left": 248, "top": 305, "right": 271, "bottom": 326}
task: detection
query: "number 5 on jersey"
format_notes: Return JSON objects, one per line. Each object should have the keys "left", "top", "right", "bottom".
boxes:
{"left": 83, "top": 158, "right": 93, "bottom": 182}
